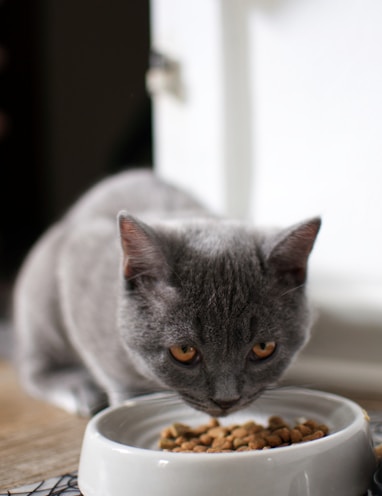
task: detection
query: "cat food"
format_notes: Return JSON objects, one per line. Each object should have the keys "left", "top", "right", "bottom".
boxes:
{"left": 158, "top": 416, "right": 329, "bottom": 453}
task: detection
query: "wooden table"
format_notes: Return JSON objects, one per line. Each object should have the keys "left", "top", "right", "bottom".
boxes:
{"left": 0, "top": 360, "right": 88, "bottom": 491}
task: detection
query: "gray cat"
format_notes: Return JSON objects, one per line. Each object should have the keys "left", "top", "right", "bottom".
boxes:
{"left": 13, "top": 169, "right": 321, "bottom": 417}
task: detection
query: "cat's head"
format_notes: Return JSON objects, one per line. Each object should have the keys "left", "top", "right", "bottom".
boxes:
{"left": 117, "top": 213, "right": 321, "bottom": 417}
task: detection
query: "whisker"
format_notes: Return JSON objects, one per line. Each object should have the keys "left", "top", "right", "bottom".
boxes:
{"left": 125, "top": 268, "right": 158, "bottom": 282}
{"left": 107, "top": 387, "right": 180, "bottom": 405}
{"left": 280, "top": 284, "right": 305, "bottom": 297}
{"left": 259, "top": 382, "right": 317, "bottom": 401}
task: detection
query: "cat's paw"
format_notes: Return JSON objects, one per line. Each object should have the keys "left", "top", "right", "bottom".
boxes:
{"left": 44, "top": 381, "right": 108, "bottom": 416}
{"left": 25, "top": 369, "right": 109, "bottom": 416}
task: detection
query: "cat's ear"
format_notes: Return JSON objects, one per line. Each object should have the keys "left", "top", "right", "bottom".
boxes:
{"left": 118, "top": 212, "right": 167, "bottom": 284}
{"left": 267, "top": 217, "right": 321, "bottom": 285}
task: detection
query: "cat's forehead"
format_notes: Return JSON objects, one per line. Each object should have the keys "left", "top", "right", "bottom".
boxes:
{"left": 170, "top": 221, "right": 262, "bottom": 285}
{"left": 178, "top": 219, "right": 256, "bottom": 255}
{"left": 170, "top": 232, "right": 264, "bottom": 330}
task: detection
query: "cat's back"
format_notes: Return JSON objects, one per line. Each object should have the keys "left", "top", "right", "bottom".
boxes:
{"left": 64, "top": 168, "right": 208, "bottom": 226}
{"left": 15, "top": 169, "right": 209, "bottom": 325}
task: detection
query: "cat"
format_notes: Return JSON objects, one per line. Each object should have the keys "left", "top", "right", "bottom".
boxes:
{"left": 13, "top": 169, "right": 321, "bottom": 417}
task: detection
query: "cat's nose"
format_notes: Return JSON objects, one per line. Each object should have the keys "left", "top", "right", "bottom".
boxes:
{"left": 211, "top": 397, "right": 240, "bottom": 410}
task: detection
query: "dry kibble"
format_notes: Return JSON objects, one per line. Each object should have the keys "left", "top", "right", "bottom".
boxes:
{"left": 273, "top": 427, "right": 291, "bottom": 443}
{"left": 160, "top": 427, "right": 173, "bottom": 439}
{"left": 212, "top": 438, "right": 233, "bottom": 450}
{"left": 180, "top": 439, "right": 199, "bottom": 450}
{"left": 302, "top": 430, "right": 325, "bottom": 442}
{"left": 296, "top": 424, "right": 312, "bottom": 436}
{"left": 208, "top": 426, "right": 229, "bottom": 438}
{"left": 242, "top": 421, "right": 257, "bottom": 431}
{"left": 191, "top": 424, "right": 209, "bottom": 436}
{"left": 208, "top": 418, "right": 220, "bottom": 427}
{"left": 159, "top": 438, "right": 177, "bottom": 450}
{"left": 249, "top": 424, "right": 265, "bottom": 434}
{"left": 290, "top": 428, "right": 303, "bottom": 443}
{"left": 269, "top": 416, "right": 288, "bottom": 429}
{"left": 175, "top": 436, "right": 187, "bottom": 445}
{"left": 248, "top": 438, "right": 267, "bottom": 450}
{"left": 304, "top": 420, "right": 319, "bottom": 431}
{"left": 231, "top": 427, "right": 248, "bottom": 438}
{"left": 265, "top": 434, "right": 283, "bottom": 447}
{"left": 318, "top": 424, "right": 329, "bottom": 435}
{"left": 199, "top": 434, "right": 213, "bottom": 446}
{"left": 233, "top": 437, "right": 247, "bottom": 449}
{"left": 159, "top": 416, "right": 329, "bottom": 453}
{"left": 243, "top": 434, "right": 256, "bottom": 443}
{"left": 236, "top": 446, "right": 252, "bottom": 452}
{"left": 170, "top": 423, "right": 191, "bottom": 438}
{"left": 193, "top": 445, "right": 208, "bottom": 452}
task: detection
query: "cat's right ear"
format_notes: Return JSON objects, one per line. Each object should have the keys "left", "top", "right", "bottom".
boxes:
{"left": 118, "top": 212, "right": 167, "bottom": 285}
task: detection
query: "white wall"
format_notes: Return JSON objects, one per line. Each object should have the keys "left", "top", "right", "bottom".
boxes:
{"left": 248, "top": 0, "right": 382, "bottom": 286}
{"left": 149, "top": 0, "right": 225, "bottom": 215}
{"left": 150, "top": 0, "right": 382, "bottom": 286}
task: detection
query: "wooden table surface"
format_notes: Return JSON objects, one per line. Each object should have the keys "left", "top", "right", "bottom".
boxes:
{"left": 0, "top": 360, "right": 88, "bottom": 491}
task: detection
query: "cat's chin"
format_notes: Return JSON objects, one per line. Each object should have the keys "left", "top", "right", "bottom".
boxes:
{"left": 207, "top": 407, "right": 241, "bottom": 418}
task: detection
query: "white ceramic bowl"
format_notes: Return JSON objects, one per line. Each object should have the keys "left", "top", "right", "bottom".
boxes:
{"left": 78, "top": 388, "right": 376, "bottom": 496}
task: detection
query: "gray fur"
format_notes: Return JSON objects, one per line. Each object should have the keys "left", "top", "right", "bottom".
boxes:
{"left": 14, "top": 169, "right": 320, "bottom": 416}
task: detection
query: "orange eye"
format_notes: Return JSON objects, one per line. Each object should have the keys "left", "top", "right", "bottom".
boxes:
{"left": 251, "top": 341, "right": 276, "bottom": 360}
{"left": 169, "top": 345, "right": 198, "bottom": 364}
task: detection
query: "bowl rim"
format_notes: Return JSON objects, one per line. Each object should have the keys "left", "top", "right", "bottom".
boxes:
{"left": 84, "top": 387, "right": 369, "bottom": 461}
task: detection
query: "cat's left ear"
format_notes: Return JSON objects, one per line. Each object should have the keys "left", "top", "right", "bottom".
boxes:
{"left": 267, "top": 217, "right": 321, "bottom": 285}
{"left": 118, "top": 212, "right": 168, "bottom": 284}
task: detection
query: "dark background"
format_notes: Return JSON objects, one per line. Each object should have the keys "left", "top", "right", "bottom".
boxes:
{"left": 0, "top": 0, "right": 152, "bottom": 315}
